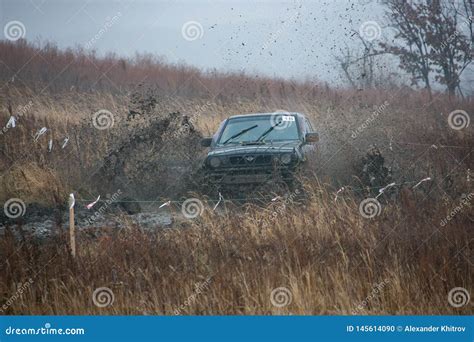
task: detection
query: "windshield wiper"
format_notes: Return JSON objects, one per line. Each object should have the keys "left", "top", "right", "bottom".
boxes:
{"left": 255, "top": 120, "right": 282, "bottom": 142}
{"left": 222, "top": 124, "right": 258, "bottom": 145}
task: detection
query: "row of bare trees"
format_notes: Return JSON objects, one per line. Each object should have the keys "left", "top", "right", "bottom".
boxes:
{"left": 339, "top": 0, "right": 473, "bottom": 97}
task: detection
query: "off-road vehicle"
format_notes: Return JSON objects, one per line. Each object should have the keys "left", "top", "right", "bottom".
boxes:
{"left": 200, "top": 112, "right": 318, "bottom": 191}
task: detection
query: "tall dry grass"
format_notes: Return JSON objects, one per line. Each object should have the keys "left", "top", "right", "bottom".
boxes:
{"left": 0, "top": 40, "right": 473, "bottom": 315}
{"left": 1, "top": 183, "right": 472, "bottom": 315}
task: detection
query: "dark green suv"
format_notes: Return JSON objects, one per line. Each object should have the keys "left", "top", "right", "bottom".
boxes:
{"left": 200, "top": 112, "right": 318, "bottom": 187}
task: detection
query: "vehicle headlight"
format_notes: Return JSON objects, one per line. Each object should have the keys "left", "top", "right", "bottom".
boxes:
{"left": 209, "top": 156, "right": 221, "bottom": 168}
{"left": 280, "top": 154, "right": 292, "bottom": 165}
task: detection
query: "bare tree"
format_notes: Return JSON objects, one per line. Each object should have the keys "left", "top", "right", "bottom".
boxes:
{"left": 424, "top": 0, "right": 472, "bottom": 96}
{"left": 381, "top": 0, "right": 473, "bottom": 97}
{"left": 336, "top": 44, "right": 358, "bottom": 89}
{"left": 380, "top": 0, "right": 434, "bottom": 96}
{"left": 336, "top": 32, "right": 398, "bottom": 89}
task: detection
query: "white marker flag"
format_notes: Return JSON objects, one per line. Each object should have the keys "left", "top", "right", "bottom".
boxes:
{"left": 86, "top": 195, "right": 101, "bottom": 209}
{"left": 334, "top": 187, "right": 345, "bottom": 202}
{"left": 69, "top": 193, "right": 75, "bottom": 209}
{"left": 34, "top": 127, "right": 47, "bottom": 141}
{"left": 159, "top": 200, "right": 171, "bottom": 208}
{"left": 412, "top": 177, "right": 432, "bottom": 189}
{"left": 6, "top": 116, "right": 16, "bottom": 128}
{"left": 376, "top": 182, "right": 396, "bottom": 199}
{"left": 213, "top": 192, "right": 224, "bottom": 211}
{"left": 62, "top": 137, "right": 69, "bottom": 149}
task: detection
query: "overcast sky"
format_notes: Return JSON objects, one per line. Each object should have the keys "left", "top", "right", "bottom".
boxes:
{"left": 0, "top": 0, "right": 392, "bottom": 84}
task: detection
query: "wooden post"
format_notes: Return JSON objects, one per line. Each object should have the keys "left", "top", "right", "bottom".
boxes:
{"left": 69, "top": 194, "right": 76, "bottom": 258}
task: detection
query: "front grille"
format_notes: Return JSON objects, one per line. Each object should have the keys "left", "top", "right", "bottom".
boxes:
{"left": 229, "top": 155, "right": 272, "bottom": 166}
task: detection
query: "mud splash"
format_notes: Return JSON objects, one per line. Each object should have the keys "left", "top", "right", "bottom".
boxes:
{"left": 93, "top": 110, "right": 205, "bottom": 202}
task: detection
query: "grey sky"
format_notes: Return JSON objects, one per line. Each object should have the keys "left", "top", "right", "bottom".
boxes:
{"left": 0, "top": 0, "right": 388, "bottom": 84}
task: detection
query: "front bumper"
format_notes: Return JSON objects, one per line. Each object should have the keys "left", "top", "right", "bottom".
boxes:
{"left": 205, "top": 166, "right": 296, "bottom": 185}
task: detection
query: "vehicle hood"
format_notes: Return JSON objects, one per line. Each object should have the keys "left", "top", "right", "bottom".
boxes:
{"left": 208, "top": 140, "right": 300, "bottom": 157}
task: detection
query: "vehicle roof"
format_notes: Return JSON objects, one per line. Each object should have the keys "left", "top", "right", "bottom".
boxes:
{"left": 228, "top": 112, "right": 306, "bottom": 120}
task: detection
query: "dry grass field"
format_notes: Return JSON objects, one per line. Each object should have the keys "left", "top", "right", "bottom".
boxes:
{"left": 1, "top": 184, "right": 473, "bottom": 315}
{"left": 0, "top": 40, "right": 473, "bottom": 315}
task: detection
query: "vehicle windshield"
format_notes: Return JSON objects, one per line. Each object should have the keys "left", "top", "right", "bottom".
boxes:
{"left": 218, "top": 115, "right": 300, "bottom": 145}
